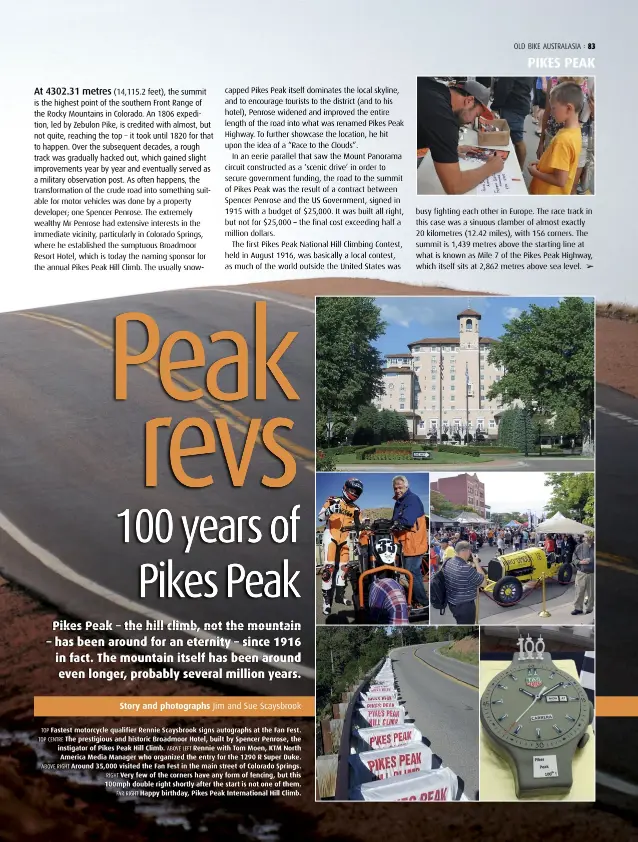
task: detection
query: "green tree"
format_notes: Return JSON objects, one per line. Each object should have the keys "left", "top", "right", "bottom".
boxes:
{"left": 430, "top": 490, "right": 477, "bottom": 517}
{"left": 544, "top": 472, "right": 594, "bottom": 523}
{"left": 487, "top": 299, "right": 595, "bottom": 454}
{"left": 316, "top": 298, "right": 386, "bottom": 446}
{"left": 552, "top": 405, "right": 581, "bottom": 439}
{"left": 378, "top": 409, "right": 409, "bottom": 442}
{"left": 350, "top": 405, "right": 409, "bottom": 445}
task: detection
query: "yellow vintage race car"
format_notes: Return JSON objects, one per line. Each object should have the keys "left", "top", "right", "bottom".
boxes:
{"left": 482, "top": 547, "right": 573, "bottom": 607}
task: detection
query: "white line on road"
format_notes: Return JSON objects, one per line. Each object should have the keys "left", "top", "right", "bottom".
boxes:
{"left": 597, "top": 770, "right": 638, "bottom": 797}
{"left": 597, "top": 404, "right": 638, "bottom": 426}
{"left": 0, "top": 509, "right": 314, "bottom": 680}
{"left": 189, "top": 288, "right": 315, "bottom": 315}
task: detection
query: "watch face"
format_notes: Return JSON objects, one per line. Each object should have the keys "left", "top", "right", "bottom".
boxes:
{"left": 481, "top": 659, "right": 590, "bottom": 751}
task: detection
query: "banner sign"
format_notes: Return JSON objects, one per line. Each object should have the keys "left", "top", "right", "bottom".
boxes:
{"left": 349, "top": 742, "right": 433, "bottom": 783}
{"left": 358, "top": 706, "right": 405, "bottom": 727}
{"left": 351, "top": 767, "right": 459, "bottom": 802}
{"left": 357, "top": 725, "right": 422, "bottom": 750}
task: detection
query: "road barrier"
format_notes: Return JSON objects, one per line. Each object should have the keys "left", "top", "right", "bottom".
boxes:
{"left": 328, "top": 654, "right": 470, "bottom": 801}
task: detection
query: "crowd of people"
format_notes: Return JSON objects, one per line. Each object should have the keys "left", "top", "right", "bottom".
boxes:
{"left": 429, "top": 525, "right": 595, "bottom": 623}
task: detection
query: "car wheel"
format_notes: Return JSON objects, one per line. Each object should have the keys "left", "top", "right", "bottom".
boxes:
{"left": 557, "top": 563, "right": 573, "bottom": 585}
{"left": 494, "top": 576, "right": 523, "bottom": 606}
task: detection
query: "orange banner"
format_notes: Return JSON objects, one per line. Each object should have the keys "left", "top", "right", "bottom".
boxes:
{"left": 596, "top": 697, "right": 638, "bottom": 717}
{"left": 34, "top": 696, "right": 314, "bottom": 717}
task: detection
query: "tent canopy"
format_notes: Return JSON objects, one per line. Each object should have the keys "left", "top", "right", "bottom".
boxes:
{"left": 504, "top": 520, "right": 522, "bottom": 528}
{"left": 535, "top": 511, "right": 594, "bottom": 535}
{"left": 455, "top": 513, "right": 489, "bottom": 525}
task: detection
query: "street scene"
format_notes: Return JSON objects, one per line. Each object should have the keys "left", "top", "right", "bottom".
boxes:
{"left": 480, "top": 626, "right": 595, "bottom": 801}
{"left": 430, "top": 472, "right": 595, "bottom": 625}
{"left": 316, "top": 473, "right": 429, "bottom": 625}
{"left": 316, "top": 296, "right": 594, "bottom": 473}
{"left": 316, "top": 626, "right": 479, "bottom": 801}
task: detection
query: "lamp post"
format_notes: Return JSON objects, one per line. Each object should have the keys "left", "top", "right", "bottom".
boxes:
{"left": 325, "top": 408, "right": 334, "bottom": 448}
{"left": 465, "top": 363, "right": 470, "bottom": 445}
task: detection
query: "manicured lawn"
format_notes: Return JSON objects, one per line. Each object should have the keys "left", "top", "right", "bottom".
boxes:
{"left": 334, "top": 451, "right": 494, "bottom": 465}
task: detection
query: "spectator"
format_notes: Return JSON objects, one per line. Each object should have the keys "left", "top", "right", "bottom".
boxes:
{"left": 390, "top": 475, "right": 429, "bottom": 609}
{"left": 572, "top": 535, "right": 595, "bottom": 615}
{"left": 441, "top": 538, "right": 456, "bottom": 562}
{"left": 368, "top": 576, "right": 409, "bottom": 625}
{"left": 530, "top": 81, "right": 584, "bottom": 195}
{"left": 497, "top": 533, "right": 505, "bottom": 556}
{"left": 416, "top": 78, "right": 504, "bottom": 194}
{"left": 491, "top": 77, "right": 535, "bottom": 168}
{"left": 442, "top": 540, "right": 485, "bottom": 624}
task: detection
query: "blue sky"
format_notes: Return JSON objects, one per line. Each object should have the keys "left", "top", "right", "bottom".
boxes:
{"left": 316, "top": 472, "right": 429, "bottom": 522}
{"left": 372, "top": 296, "right": 594, "bottom": 356}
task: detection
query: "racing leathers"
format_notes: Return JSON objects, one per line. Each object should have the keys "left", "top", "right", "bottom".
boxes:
{"left": 318, "top": 496, "right": 360, "bottom": 612}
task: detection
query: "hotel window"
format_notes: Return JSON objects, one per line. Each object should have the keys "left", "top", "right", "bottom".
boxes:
{"left": 450, "top": 385, "right": 455, "bottom": 391}
{"left": 431, "top": 385, "right": 436, "bottom": 391}
{"left": 489, "top": 420, "right": 496, "bottom": 428}
{"left": 400, "top": 403, "right": 405, "bottom": 409}
{"left": 450, "top": 375, "right": 455, "bottom": 381}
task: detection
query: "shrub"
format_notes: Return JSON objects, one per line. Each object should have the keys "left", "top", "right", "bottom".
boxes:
{"left": 316, "top": 450, "right": 336, "bottom": 471}
{"left": 437, "top": 444, "right": 481, "bottom": 457}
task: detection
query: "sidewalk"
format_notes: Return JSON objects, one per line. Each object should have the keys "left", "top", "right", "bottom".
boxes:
{"left": 480, "top": 596, "right": 595, "bottom": 626}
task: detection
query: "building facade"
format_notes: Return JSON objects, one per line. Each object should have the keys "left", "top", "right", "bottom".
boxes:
{"left": 376, "top": 308, "right": 506, "bottom": 440}
{"left": 431, "top": 473, "right": 486, "bottom": 518}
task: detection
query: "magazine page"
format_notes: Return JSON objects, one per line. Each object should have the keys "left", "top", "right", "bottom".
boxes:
{"left": 0, "top": 0, "right": 636, "bottom": 838}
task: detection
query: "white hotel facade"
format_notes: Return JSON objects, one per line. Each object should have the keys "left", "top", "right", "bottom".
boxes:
{"left": 375, "top": 308, "right": 506, "bottom": 440}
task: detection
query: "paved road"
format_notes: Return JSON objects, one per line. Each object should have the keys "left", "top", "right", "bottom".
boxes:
{"left": 595, "top": 385, "right": 638, "bottom": 788}
{"left": 390, "top": 643, "right": 479, "bottom": 799}
{"left": 0, "top": 287, "right": 315, "bottom": 695}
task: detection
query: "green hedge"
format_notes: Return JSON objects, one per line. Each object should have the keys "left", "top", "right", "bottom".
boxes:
{"left": 476, "top": 446, "right": 519, "bottom": 454}
{"left": 355, "top": 443, "right": 429, "bottom": 460}
{"left": 322, "top": 445, "right": 368, "bottom": 457}
{"left": 436, "top": 444, "right": 481, "bottom": 457}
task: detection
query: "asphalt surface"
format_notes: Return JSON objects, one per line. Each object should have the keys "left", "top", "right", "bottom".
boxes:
{"left": 0, "top": 287, "right": 315, "bottom": 695}
{"left": 390, "top": 642, "right": 479, "bottom": 799}
{"left": 595, "top": 384, "right": 638, "bottom": 787}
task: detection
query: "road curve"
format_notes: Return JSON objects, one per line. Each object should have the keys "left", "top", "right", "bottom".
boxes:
{"left": 390, "top": 643, "right": 479, "bottom": 798}
{"left": 596, "top": 384, "right": 638, "bottom": 787}
{"left": 0, "top": 287, "right": 315, "bottom": 695}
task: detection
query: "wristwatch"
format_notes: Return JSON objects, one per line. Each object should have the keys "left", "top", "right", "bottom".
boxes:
{"left": 480, "top": 651, "right": 594, "bottom": 798}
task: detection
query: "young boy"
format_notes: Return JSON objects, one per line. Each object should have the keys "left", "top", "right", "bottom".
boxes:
{"left": 528, "top": 82, "right": 584, "bottom": 195}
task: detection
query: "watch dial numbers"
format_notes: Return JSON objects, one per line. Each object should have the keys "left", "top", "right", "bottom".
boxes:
{"left": 486, "top": 666, "right": 587, "bottom": 747}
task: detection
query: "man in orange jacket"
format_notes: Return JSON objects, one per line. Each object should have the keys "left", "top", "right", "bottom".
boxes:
{"left": 390, "top": 475, "right": 429, "bottom": 609}
{"left": 318, "top": 477, "right": 363, "bottom": 615}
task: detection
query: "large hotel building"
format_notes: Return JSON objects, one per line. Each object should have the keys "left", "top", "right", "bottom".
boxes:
{"left": 375, "top": 308, "right": 506, "bottom": 440}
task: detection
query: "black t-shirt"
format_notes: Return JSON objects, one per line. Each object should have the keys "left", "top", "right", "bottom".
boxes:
{"left": 491, "top": 77, "right": 534, "bottom": 117}
{"left": 417, "top": 77, "right": 460, "bottom": 164}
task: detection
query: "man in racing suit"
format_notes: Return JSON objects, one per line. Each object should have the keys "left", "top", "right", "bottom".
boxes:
{"left": 318, "top": 477, "right": 363, "bottom": 615}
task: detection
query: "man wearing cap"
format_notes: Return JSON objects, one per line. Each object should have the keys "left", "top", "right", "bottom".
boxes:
{"left": 416, "top": 77, "right": 504, "bottom": 194}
